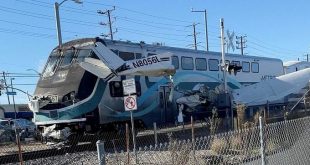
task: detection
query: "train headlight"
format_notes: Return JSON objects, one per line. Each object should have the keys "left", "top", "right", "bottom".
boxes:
{"left": 63, "top": 96, "right": 69, "bottom": 102}
{"left": 62, "top": 91, "right": 76, "bottom": 102}
{"left": 70, "top": 91, "right": 75, "bottom": 100}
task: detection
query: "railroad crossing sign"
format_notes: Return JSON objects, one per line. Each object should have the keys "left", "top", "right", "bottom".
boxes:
{"left": 122, "top": 78, "right": 136, "bottom": 95}
{"left": 124, "top": 95, "right": 137, "bottom": 111}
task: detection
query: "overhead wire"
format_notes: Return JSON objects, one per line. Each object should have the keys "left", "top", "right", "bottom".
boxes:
{"left": 3, "top": 0, "right": 306, "bottom": 57}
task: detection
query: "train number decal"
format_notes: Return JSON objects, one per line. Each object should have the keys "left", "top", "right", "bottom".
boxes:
{"left": 132, "top": 56, "right": 161, "bottom": 68}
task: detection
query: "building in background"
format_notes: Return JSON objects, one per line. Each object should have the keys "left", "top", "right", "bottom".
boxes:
{"left": 0, "top": 104, "right": 33, "bottom": 119}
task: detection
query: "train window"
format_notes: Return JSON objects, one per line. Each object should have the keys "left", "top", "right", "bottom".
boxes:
{"left": 147, "top": 53, "right": 157, "bottom": 57}
{"left": 76, "top": 49, "right": 91, "bottom": 62}
{"left": 242, "top": 61, "right": 250, "bottom": 72}
{"left": 172, "top": 56, "right": 179, "bottom": 69}
{"left": 181, "top": 56, "right": 194, "bottom": 70}
{"left": 42, "top": 54, "right": 59, "bottom": 77}
{"left": 119, "top": 51, "right": 135, "bottom": 61}
{"left": 109, "top": 81, "right": 141, "bottom": 97}
{"left": 252, "top": 62, "right": 259, "bottom": 73}
{"left": 195, "top": 58, "right": 207, "bottom": 70}
{"left": 60, "top": 49, "right": 75, "bottom": 67}
{"left": 135, "top": 53, "right": 142, "bottom": 59}
{"left": 208, "top": 59, "right": 219, "bottom": 71}
{"left": 231, "top": 61, "right": 241, "bottom": 72}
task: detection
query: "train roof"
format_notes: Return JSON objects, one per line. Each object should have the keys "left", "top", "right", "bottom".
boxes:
{"left": 283, "top": 61, "right": 310, "bottom": 67}
{"left": 58, "top": 37, "right": 283, "bottom": 62}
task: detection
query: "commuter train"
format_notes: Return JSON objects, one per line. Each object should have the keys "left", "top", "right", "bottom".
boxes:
{"left": 29, "top": 38, "right": 284, "bottom": 136}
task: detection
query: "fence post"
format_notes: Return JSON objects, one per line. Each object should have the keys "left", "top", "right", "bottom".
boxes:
{"left": 259, "top": 116, "right": 266, "bottom": 165}
{"left": 15, "top": 129, "right": 23, "bottom": 165}
{"left": 126, "top": 123, "right": 130, "bottom": 164}
{"left": 153, "top": 122, "right": 158, "bottom": 146}
{"left": 97, "top": 140, "right": 105, "bottom": 165}
{"left": 191, "top": 116, "right": 195, "bottom": 163}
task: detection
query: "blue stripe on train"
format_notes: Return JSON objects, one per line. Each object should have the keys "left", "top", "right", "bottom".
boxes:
{"left": 4, "top": 112, "right": 33, "bottom": 119}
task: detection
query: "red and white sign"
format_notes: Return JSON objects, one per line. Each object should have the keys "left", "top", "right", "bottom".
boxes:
{"left": 124, "top": 95, "right": 137, "bottom": 111}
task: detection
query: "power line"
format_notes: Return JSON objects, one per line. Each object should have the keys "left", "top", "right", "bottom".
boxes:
{"left": 6, "top": 1, "right": 221, "bottom": 41}
{"left": 247, "top": 34, "right": 305, "bottom": 54}
{"left": 9, "top": 0, "right": 307, "bottom": 57}
{"left": 0, "top": 19, "right": 99, "bottom": 36}
{"left": 0, "top": 5, "right": 99, "bottom": 27}
{"left": 118, "top": 27, "right": 187, "bottom": 37}
{"left": 116, "top": 16, "right": 189, "bottom": 28}
{"left": 0, "top": 27, "right": 55, "bottom": 39}
{"left": 119, "top": 28, "right": 192, "bottom": 43}
{"left": 118, "top": 17, "right": 191, "bottom": 33}
{"left": 16, "top": 0, "right": 98, "bottom": 16}
{"left": 84, "top": 1, "right": 192, "bottom": 24}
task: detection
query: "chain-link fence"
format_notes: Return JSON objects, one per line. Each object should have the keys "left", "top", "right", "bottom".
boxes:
{"left": 102, "top": 116, "right": 310, "bottom": 165}
{"left": 0, "top": 115, "right": 309, "bottom": 164}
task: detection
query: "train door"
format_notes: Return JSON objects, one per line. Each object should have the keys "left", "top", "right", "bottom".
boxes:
{"left": 159, "top": 85, "right": 174, "bottom": 124}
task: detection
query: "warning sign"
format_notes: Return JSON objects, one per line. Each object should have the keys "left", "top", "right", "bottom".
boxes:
{"left": 124, "top": 95, "right": 137, "bottom": 111}
{"left": 122, "top": 78, "right": 136, "bottom": 95}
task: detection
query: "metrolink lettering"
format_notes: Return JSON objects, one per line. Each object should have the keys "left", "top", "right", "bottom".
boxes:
{"left": 261, "top": 75, "right": 276, "bottom": 80}
{"left": 132, "top": 56, "right": 161, "bottom": 68}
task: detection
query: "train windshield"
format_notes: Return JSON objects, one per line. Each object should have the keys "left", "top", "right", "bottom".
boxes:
{"left": 42, "top": 48, "right": 95, "bottom": 78}
{"left": 42, "top": 51, "right": 59, "bottom": 78}
{"left": 60, "top": 49, "right": 75, "bottom": 67}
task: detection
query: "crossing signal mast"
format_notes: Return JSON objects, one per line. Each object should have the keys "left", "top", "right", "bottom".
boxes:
{"left": 98, "top": 6, "right": 117, "bottom": 40}
{"left": 236, "top": 35, "right": 247, "bottom": 55}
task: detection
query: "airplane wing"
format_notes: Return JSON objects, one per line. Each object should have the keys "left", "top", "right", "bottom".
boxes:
{"left": 79, "top": 42, "right": 175, "bottom": 79}
{"left": 233, "top": 68, "right": 310, "bottom": 106}
{"left": 92, "top": 42, "right": 125, "bottom": 71}
{"left": 118, "top": 52, "right": 176, "bottom": 77}
{"left": 79, "top": 58, "right": 113, "bottom": 79}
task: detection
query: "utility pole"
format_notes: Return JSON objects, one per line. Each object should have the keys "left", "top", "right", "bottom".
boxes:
{"left": 98, "top": 6, "right": 116, "bottom": 40}
{"left": 188, "top": 23, "right": 199, "bottom": 50}
{"left": 305, "top": 54, "right": 309, "bottom": 62}
{"left": 10, "top": 78, "right": 17, "bottom": 119}
{"left": 193, "top": 23, "right": 198, "bottom": 50}
{"left": 2, "top": 72, "right": 10, "bottom": 104}
{"left": 236, "top": 35, "right": 247, "bottom": 55}
{"left": 191, "top": 9, "right": 209, "bottom": 51}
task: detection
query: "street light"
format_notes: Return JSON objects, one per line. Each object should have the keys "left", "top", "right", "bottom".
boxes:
{"left": 54, "top": 0, "right": 83, "bottom": 49}
{"left": 191, "top": 9, "right": 209, "bottom": 51}
{"left": 26, "top": 69, "right": 42, "bottom": 77}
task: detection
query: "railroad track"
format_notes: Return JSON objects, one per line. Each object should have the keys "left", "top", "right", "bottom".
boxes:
{"left": 0, "top": 126, "right": 205, "bottom": 164}
{"left": 0, "top": 143, "right": 96, "bottom": 164}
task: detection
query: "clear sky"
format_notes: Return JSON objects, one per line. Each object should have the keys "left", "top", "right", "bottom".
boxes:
{"left": 0, "top": 0, "right": 309, "bottom": 104}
